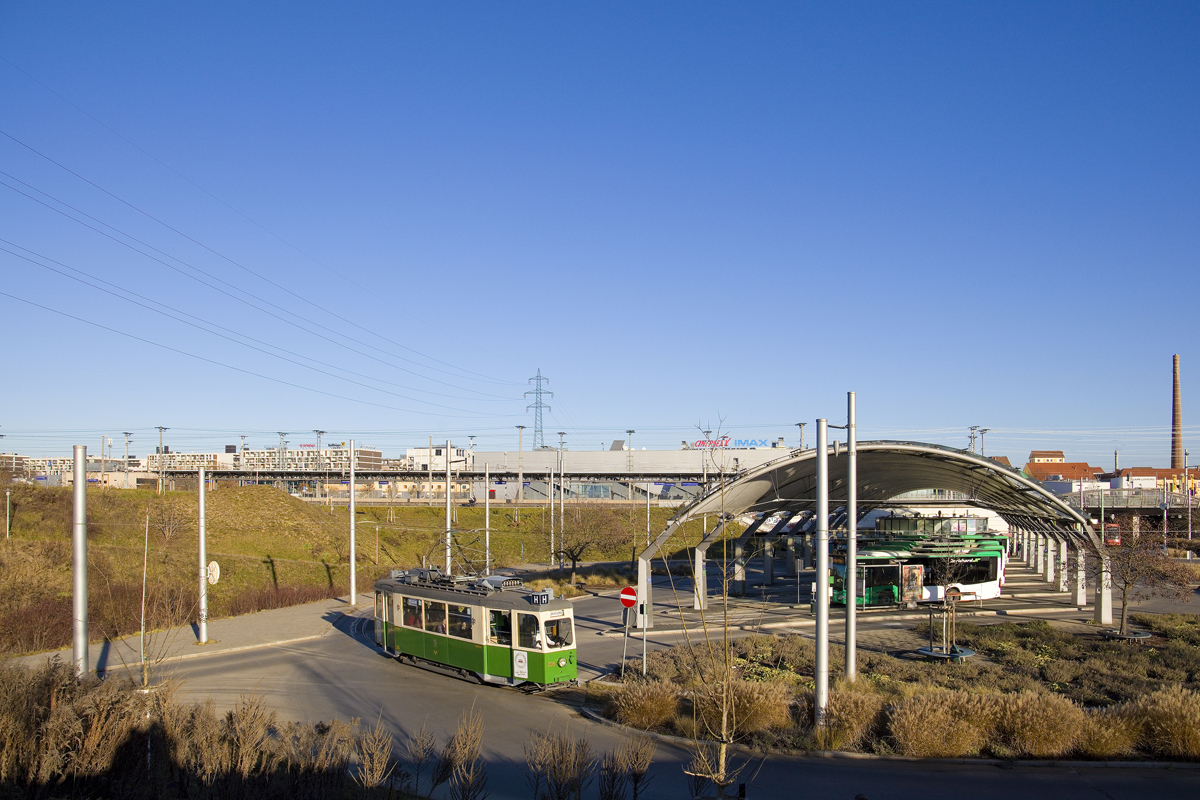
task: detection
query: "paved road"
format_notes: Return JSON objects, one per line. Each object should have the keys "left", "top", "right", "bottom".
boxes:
{"left": 143, "top": 605, "right": 1197, "bottom": 800}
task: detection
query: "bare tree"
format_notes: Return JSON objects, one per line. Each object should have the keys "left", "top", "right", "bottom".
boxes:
{"left": 150, "top": 497, "right": 192, "bottom": 551}
{"left": 557, "top": 508, "right": 631, "bottom": 584}
{"left": 1105, "top": 538, "right": 1194, "bottom": 634}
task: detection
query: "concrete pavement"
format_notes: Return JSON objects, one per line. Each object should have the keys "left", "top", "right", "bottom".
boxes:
{"left": 9, "top": 595, "right": 368, "bottom": 675}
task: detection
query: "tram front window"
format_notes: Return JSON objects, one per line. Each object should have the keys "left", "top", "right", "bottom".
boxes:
{"left": 517, "top": 613, "right": 541, "bottom": 649}
{"left": 543, "top": 616, "right": 573, "bottom": 648}
{"left": 488, "top": 610, "right": 512, "bottom": 645}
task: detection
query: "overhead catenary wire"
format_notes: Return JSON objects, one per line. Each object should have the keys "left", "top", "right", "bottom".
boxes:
{"left": 0, "top": 173, "right": 515, "bottom": 399}
{"left": 0, "top": 290, "right": 516, "bottom": 420}
{"left": 1, "top": 241, "right": 513, "bottom": 407}
{"left": 0, "top": 55, "right": 523, "bottom": 376}
{"left": 0, "top": 127, "right": 520, "bottom": 386}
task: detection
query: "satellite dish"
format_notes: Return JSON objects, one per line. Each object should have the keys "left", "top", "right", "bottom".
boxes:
{"left": 207, "top": 561, "right": 220, "bottom": 585}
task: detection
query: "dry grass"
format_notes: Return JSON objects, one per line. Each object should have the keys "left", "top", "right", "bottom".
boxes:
{"left": 690, "top": 680, "right": 792, "bottom": 739}
{"left": 611, "top": 681, "right": 679, "bottom": 731}
{"left": 0, "top": 658, "right": 389, "bottom": 796}
{"left": 995, "top": 691, "right": 1085, "bottom": 758}
{"left": 1077, "top": 708, "right": 1139, "bottom": 758}
{"left": 888, "top": 691, "right": 989, "bottom": 758}
{"left": 1126, "top": 685, "right": 1200, "bottom": 759}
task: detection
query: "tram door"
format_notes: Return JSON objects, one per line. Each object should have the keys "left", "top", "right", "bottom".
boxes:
{"left": 514, "top": 612, "right": 542, "bottom": 681}
{"left": 383, "top": 593, "right": 398, "bottom": 654}
{"left": 375, "top": 591, "right": 387, "bottom": 648}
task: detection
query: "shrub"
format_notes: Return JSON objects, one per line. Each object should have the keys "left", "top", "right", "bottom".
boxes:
{"left": 888, "top": 691, "right": 988, "bottom": 758}
{"left": 1127, "top": 685, "right": 1200, "bottom": 759}
{"left": 1076, "top": 708, "right": 1139, "bottom": 759}
{"left": 611, "top": 681, "right": 678, "bottom": 731}
{"left": 995, "top": 691, "right": 1084, "bottom": 758}
{"left": 691, "top": 680, "right": 791, "bottom": 739}
{"left": 225, "top": 584, "right": 340, "bottom": 617}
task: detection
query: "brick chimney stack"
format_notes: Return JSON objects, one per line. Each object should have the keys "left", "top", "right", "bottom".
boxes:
{"left": 1172, "top": 354, "right": 1183, "bottom": 469}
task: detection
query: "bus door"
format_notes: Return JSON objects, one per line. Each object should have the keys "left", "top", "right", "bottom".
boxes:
{"left": 865, "top": 565, "right": 902, "bottom": 606}
{"left": 514, "top": 612, "right": 542, "bottom": 681}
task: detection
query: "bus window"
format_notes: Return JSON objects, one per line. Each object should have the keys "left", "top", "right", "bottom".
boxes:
{"left": 425, "top": 602, "right": 447, "bottom": 634}
{"left": 488, "top": 610, "right": 512, "bottom": 645}
{"left": 543, "top": 615, "right": 573, "bottom": 648}
{"left": 830, "top": 565, "right": 846, "bottom": 592}
{"left": 448, "top": 605, "right": 474, "bottom": 639}
{"left": 402, "top": 597, "right": 422, "bottom": 628}
{"left": 517, "top": 613, "right": 541, "bottom": 649}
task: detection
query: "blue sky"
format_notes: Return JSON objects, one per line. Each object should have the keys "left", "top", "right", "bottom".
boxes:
{"left": 1, "top": 2, "right": 1197, "bottom": 465}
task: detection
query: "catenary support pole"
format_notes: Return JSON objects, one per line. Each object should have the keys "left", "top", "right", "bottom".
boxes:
{"left": 72, "top": 445, "right": 88, "bottom": 677}
{"left": 549, "top": 466, "right": 555, "bottom": 567}
{"left": 815, "top": 419, "right": 830, "bottom": 725}
{"left": 484, "top": 462, "right": 491, "bottom": 575}
{"left": 445, "top": 439, "right": 452, "bottom": 573}
{"left": 198, "top": 467, "right": 208, "bottom": 644}
{"left": 846, "top": 391, "right": 857, "bottom": 681}
{"left": 349, "top": 440, "right": 357, "bottom": 605}
{"left": 516, "top": 426, "right": 525, "bottom": 522}
{"left": 559, "top": 449, "right": 565, "bottom": 569}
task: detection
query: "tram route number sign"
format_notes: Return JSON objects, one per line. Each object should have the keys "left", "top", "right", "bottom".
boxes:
{"left": 620, "top": 587, "right": 637, "bottom": 608}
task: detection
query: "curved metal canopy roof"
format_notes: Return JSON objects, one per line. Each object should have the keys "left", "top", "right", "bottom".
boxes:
{"left": 673, "top": 441, "right": 1100, "bottom": 547}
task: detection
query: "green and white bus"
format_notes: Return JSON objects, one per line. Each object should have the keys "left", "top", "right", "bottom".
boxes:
{"left": 831, "top": 527, "right": 1008, "bottom": 607}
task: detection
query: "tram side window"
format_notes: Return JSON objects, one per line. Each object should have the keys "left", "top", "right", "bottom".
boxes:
{"left": 425, "top": 601, "right": 448, "bottom": 634}
{"left": 375, "top": 591, "right": 383, "bottom": 622}
{"left": 543, "top": 615, "right": 573, "bottom": 648}
{"left": 448, "top": 605, "right": 474, "bottom": 640}
{"left": 488, "top": 610, "right": 511, "bottom": 645}
{"left": 402, "top": 598, "right": 422, "bottom": 628}
{"left": 517, "top": 613, "right": 541, "bottom": 649}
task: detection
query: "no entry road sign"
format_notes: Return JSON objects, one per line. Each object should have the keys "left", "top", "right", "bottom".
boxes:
{"left": 619, "top": 586, "right": 637, "bottom": 608}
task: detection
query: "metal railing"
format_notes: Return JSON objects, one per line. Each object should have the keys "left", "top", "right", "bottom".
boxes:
{"left": 1063, "top": 489, "right": 1194, "bottom": 509}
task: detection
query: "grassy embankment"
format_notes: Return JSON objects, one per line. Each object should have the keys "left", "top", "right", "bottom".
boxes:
{"left": 0, "top": 483, "right": 725, "bottom": 656}
{"left": 600, "top": 616, "right": 1200, "bottom": 760}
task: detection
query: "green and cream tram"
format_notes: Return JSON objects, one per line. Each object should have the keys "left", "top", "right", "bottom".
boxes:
{"left": 373, "top": 569, "right": 578, "bottom": 688}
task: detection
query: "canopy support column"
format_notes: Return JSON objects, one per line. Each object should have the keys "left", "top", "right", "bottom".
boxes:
{"left": 1043, "top": 536, "right": 1056, "bottom": 584}
{"left": 1057, "top": 542, "right": 1069, "bottom": 592}
{"left": 1072, "top": 544, "right": 1088, "bottom": 606}
{"left": 1092, "top": 551, "right": 1113, "bottom": 626}
{"left": 692, "top": 518, "right": 731, "bottom": 611}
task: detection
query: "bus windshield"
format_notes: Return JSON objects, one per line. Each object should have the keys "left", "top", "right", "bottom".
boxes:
{"left": 544, "top": 616, "right": 573, "bottom": 648}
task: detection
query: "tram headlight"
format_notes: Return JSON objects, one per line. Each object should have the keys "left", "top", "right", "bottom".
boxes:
{"left": 558, "top": 657, "right": 567, "bottom": 668}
